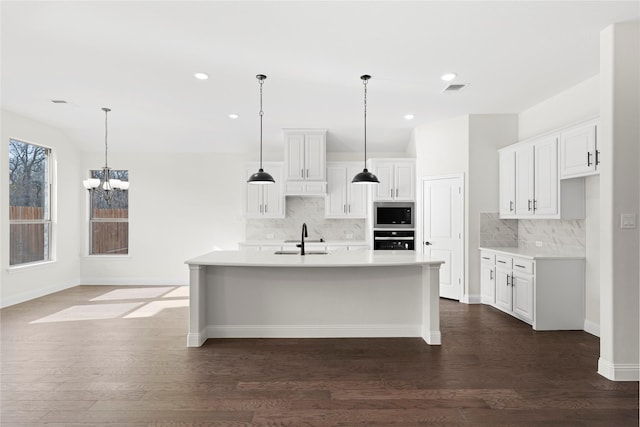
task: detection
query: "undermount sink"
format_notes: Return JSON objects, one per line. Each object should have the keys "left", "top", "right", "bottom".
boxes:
{"left": 283, "top": 239, "right": 325, "bottom": 243}
{"left": 274, "top": 251, "right": 328, "bottom": 255}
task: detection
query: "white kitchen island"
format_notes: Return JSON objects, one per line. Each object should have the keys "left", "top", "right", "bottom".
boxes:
{"left": 185, "top": 250, "right": 444, "bottom": 347}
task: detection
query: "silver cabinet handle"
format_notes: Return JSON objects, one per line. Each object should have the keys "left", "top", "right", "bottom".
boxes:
{"left": 348, "top": 204, "right": 351, "bottom": 213}
{"left": 511, "top": 275, "right": 516, "bottom": 287}
{"left": 510, "top": 200, "right": 514, "bottom": 212}
{"left": 306, "top": 169, "right": 309, "bottom": 178}
{"left": 497, "top": 260, "right": 506, "bottom": 264}
{"left": 482, "top": 256, "right": 491, "bottom": 260}
{"left": 533, "top": 199, "right": 537, "bottom": 212}
{"left": 390, "top": 189, "right": 393, "bottom": 198}
{"left": 515, "top": 264, "right": 526, "bottom": 269}
{"left": 264, "top": 204, "right": 268, "bottom": 213}
{"left": 301, "top": 169, "right": 304, "bottom": 178}
{"left": 596, "top": 150, "right": 600, "bottom": 166}
{"left": 506, "top": 274, "right": 511, "bottom": 286}
{"left": 260, "top": 204, "right": 263, "bottom": 214}
{"left": 344, "top": 204, "right": 347, "bottom": 213}
{"left": 528, "top": 200, "right": 532, "bottom": 211}
{"left": 396, "top": 188, "right": 399, "bottom": 197}
{"left": 587, "top": 151, "right": 592, "bottom": 167}
{"left": 490, "top": 269, "right": 494, "bottom": 280}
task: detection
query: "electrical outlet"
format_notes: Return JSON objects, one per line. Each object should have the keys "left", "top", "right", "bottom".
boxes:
{"left": 535, "top": 241, "right": 543, "bottom": 247}
{"left": 266, "top": 233, "right": 275, "bottom": 239}
{"left": 621, "top": 213, "right": 637, "bottom": 229}
{"left": 345, "top": 232, "right": 354, "bottom": 240}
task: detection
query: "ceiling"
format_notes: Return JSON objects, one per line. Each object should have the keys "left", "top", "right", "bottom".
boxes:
{"left": 2, "top": 1, "right": 638, "bottom": 154}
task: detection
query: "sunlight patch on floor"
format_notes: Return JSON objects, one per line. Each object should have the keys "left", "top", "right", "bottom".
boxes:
{"left": 31, "top": 303, "right": 144, "bottom": 323}
{"left": 124, "top": 299, "right": 189, "bottom": 318}
{"left": 90, "top": 287, "right": 175, "bottom": 301}
{"left": 162, "top": 286, "right": 189, "bottom": 298}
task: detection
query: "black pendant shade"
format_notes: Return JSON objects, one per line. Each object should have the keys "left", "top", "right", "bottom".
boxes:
{"left": 352, "top": 74, "right": 379, "bottom": 184}
{"left": 352, "top": 168, "right": 380, "bottom": 184}
{"left": 248, "top": 74, "right": 275, "bottom": 184}
{"left": 247, "top": 168, "right": 275, "bottom": 184}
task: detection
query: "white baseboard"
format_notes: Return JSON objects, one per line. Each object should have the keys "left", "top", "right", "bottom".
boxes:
{"left": 598, "top": 357, "right": 640, "bottom": 381}
{"left": 0, "top": 279, "right": 80, "bottom": 308}
{"left": 80, "top": 277, "right": 187, "bottom": 286}
{"left": 204, "top": 324, "right": 421, "bottom": 340}
{"left": 461, "top": 294, "right": 482, "bottom": 304}
{"left": 422, "top": 330, "right": 442, "bottom": 345}
{"left": 187, "top": 330, "right": 207, "bottom": 347}
{"left": 584, "top": 319, "right": 600, "bottom": 337}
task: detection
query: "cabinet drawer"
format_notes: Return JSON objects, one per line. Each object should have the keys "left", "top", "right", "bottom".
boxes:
{"left": 496, "top": 255, "right": 512, "bottom": 269}
{"left": 480, "top": 251, "right": 495, "bottom": 264}
{"left": 512, "top": 258, "right": 534, "bottom": 275}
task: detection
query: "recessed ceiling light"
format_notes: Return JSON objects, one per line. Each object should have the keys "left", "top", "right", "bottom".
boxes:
{"left": 229, "top": 114, "right": 239, "bottom": 119}
{"left": 441, "top": 73, "right": 457, "bottom": 82}
{"left": 404, "top": 114, "right": 415, "bottom": 120}
{"left": 194, "top": 72, "right": 209, "bottom": 80}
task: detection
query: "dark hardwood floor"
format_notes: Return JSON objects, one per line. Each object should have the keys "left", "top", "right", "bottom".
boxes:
{"left": 1, "top": 285, "right": 638, "bottom": 426}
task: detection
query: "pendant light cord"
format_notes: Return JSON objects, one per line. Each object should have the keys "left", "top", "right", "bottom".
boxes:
{"left": 363, "top": 77, "right": 368, "bottom": 166}
{"left": 103, "top": 108, "right": 109, "bottom": 169}
{"left": 259, "top": 77, "right": 264, "bottom": 169}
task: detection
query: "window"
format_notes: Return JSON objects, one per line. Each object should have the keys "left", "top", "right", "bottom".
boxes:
{"left": 9, "top": 139, "right": 52, "bottom": 266}
{"left": 89, "top": 170, "right": 129, "bottom": 255}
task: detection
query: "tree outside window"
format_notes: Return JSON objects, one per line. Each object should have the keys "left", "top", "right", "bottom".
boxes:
{"left": 89, "top": 170, "right": 129, "bottom": 255}
{"left": 9, "top": 139, "right": 51, "bottom": 265}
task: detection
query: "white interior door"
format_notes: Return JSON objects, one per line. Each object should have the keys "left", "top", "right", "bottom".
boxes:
{"left": 422, "top": 175, "right": 464, "bottom": 300}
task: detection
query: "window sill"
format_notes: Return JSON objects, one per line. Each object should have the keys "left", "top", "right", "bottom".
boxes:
{"left": 84, "top": 254, "right": 131, "bottom": 260}
{"left": 7, "top": 260, "right": 56, "bottom": 273}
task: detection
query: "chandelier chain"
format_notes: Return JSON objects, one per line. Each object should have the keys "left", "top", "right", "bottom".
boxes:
{"left": 363, "top": 77, "right": 368, "bottom": 166}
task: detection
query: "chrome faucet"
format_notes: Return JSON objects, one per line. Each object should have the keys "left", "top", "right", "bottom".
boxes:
{"left": 297, "top": 222, "right": 308, "bottom": 255}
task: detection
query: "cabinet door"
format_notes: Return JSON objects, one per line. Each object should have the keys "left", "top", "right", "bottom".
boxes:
{"left": 261, "top": 165, "right": 284, "bottom": 218}
{"left": 285, "top": 133, "right": 305, "bottom": 180}
{"left": 373, "top": 161, "right": 394, "bottom": 201}
{"left": 347, "top": 165, "right": 368, "bottom": 217}
{"left": 560, "top": 123, "right": 597, "bottom": 178}
{"left": 245, "top": 166, "right": 264, "bottom": 217}
{"left": 325, "top": 165, "right": 348, "bottom": 218}
{"left": 480, "top": 262, "right": 496, "bottom": 305}
{"left": 394, "top": 161, "right": 415, "bottom": 201}
{"left": 512, "top": 271, "right": 534, "bottom": 324}
{"left": 515, "top": 145, "right": 535, "bottom": 216}
{"left": 534, "top": 136, "right": 559, "bottom": 216}
{"left": 495, "top": 267, "right": 513, "bottom": 312}
{"left": 304, "top": 133, "right": 326, "bottom": 181}
{"left": 499, "top": 150, "right": 516, "bottom": 218}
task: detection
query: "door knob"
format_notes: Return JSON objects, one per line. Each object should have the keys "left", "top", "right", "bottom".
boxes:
{"left": 424, "top": 241, "right": 433, "bottom": 246}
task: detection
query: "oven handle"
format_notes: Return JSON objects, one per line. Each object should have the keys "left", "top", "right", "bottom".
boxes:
{"left": 373, "top": 237, "right": 415, "bottom": 241}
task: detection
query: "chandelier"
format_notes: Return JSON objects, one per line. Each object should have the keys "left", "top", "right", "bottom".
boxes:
{"left": 82, "top": 107, "right": 129, "bottom": 201}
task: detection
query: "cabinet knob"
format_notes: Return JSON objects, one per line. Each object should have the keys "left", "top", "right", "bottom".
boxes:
{"left": 424, "top": 241, "right": 433, "bottom": 246}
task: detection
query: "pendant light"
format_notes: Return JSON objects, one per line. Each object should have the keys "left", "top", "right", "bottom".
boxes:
{"left": 82, "top": 107, "right": 129, "bottom": 201}
{"left": 352, "top": 75, "right": 379, "bottom": 184}
{"left": 247, "top": 74, "right": 275, "bottom": 184}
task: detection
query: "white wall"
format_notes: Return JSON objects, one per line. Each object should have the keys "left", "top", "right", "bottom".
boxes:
{"left": 1, "top": 110, "right": 82, "bottom": 307}
{"left": 468, "top": 115, "right": 518, "bottom": 300}
{"left": 598, "top": 20, "right": 639, "bottom": 381}
{"left": 79, "top": 152, "right": 247, "bottom": 285}
{"left": 518, "top": 75, "right": 601, "bottom": 333}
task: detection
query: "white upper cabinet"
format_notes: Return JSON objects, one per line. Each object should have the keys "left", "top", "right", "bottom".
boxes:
{"left": 244, "top": 162, "right": 285, "bottom": 218}
{"left": 499, "top": 131, "right": 584, "bottom": 220}
{"left": 498, "top": 149, "right": 516, "bottom": 218}
{"left": 325, "top": 162, "right": 367, "bottom": 218}
{"left": 371, "top": 159, "right": 415, "bottom": 201}
{"left": 560, "top": 119, "right": 599, "bottom": 179}
{"left": 284, "top": 130, "right": 327, "bottom": 195}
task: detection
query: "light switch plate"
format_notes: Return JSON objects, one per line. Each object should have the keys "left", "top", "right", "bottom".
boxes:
{"left": 620, "top": 213, "right": 637, "bottom": 229}
{"left": 535, "top": 241, "right": 543, "bottom": 247}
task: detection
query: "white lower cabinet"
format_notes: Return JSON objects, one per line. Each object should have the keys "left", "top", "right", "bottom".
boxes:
{"left": 480, "top": 249, "right": 584, "bottom": 330}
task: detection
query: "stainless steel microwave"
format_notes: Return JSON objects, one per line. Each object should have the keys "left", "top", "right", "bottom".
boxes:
{"left": 373, "top": 202, "right": 414, "bottom": 228}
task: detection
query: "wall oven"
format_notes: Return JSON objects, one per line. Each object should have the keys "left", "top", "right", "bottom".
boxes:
{"left": 373, "top": 229, "right": 415, "bottom": 250}
{"left": 373, "top": 202, "right": 414, "bottom": 229}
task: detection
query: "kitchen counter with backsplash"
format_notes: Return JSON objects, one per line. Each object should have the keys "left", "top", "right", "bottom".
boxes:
{"left": 240, "top": 240, "right": 370, "bottom": 251}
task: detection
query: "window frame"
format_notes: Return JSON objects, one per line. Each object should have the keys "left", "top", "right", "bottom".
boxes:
{"left": 8, "top": 138, "right": 53, "bottom": 267}
{"left": 87, "top": 169, "right": 129, "bottom": 256}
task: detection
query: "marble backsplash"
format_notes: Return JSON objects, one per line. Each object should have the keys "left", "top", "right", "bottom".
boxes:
{"left": 518, "top": 218, "right": 585, "bottom": 252}
{"left": 480, "top": 213, "right": 518, "bottom": 247}
{"left": 245, "top": 196, "right": 366, "bottom": 241}
{"left": 480, "top": 212, "right": 585, "bottom": 252}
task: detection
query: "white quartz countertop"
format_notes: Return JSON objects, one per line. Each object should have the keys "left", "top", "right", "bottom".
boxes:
{"left": 479, "top": 246, "right": 585, "bottom": 260}
{"left": 186, "top": 250, "right": 444, "bottom": 268}
{"left": 239, "top": 240, "right": 368, "bottom": 245}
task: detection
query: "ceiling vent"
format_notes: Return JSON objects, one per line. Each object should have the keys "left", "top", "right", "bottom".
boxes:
{"left": 441, "top": 84, "right": 467, "bottom": 93}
